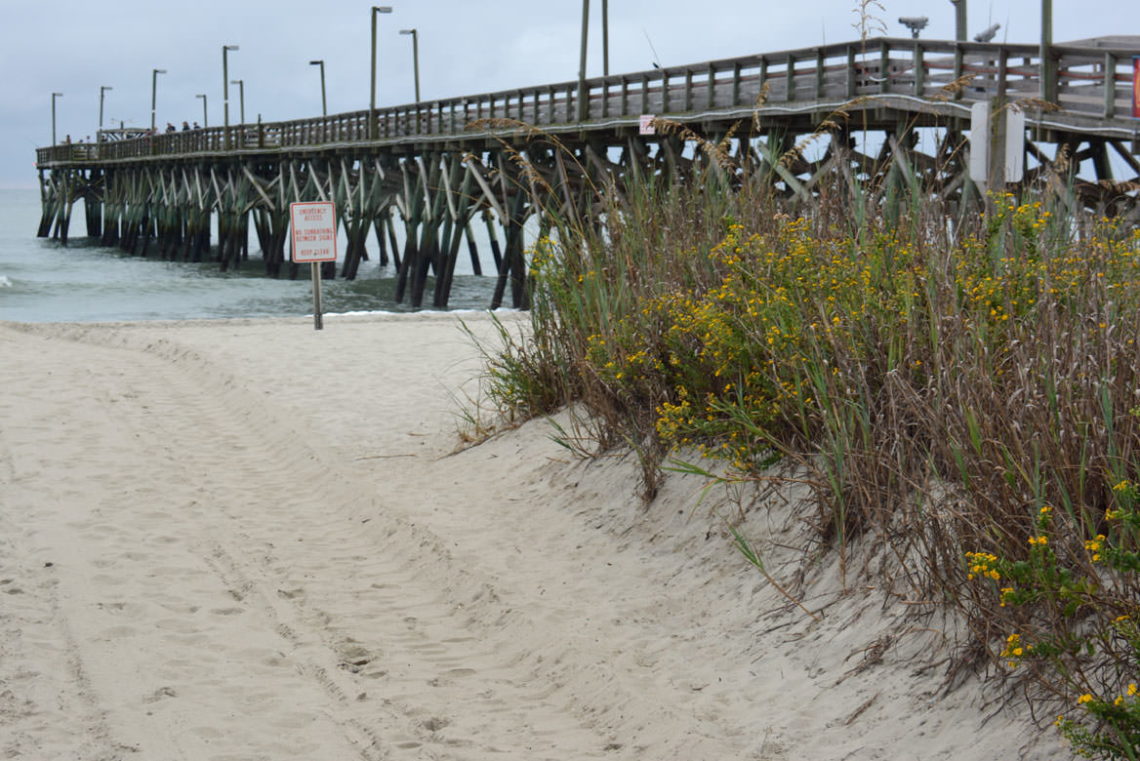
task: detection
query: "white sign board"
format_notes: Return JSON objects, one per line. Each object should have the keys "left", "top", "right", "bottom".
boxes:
{"left": 970, "top": 101, "right": 1025, "bottom": 187}
{"left": 639, "top": 114, "right": 656, "bottom": 135}
{"left": 1004, "top": 108, "right": 1026, "bottom": 183}
{"left": 289, "top": 201, "right": 338, "bottom": 263}
{"left": 289, "top": 201, "right": 338, "bottom": 330}
{"left": 969, "top": 101, "right": 990, "bottom": 186}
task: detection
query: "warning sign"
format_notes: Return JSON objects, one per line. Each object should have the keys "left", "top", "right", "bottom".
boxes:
{"left": 290, "top": 201, "right": 338, "bottom": 263}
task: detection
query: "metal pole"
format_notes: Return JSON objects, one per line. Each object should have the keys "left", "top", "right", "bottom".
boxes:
{"left": 231, "top": 79, "right": 245, "bottom": 124}
{"left": 223, "top": 48, "right": 229, "bottom": 130}
{"left": 197, "top": 94, "right": 208, "bottom": 126}
{"left": 400, "top": 29, "right": 420, "bottom": 102}
{"left": 310, "top": 60, "right": 327, "bottom": 116}
{"left": 370, "top": 9, "right": 377, "bottom": 136}
{"left": 1041, "top": 0, "right": 1054, "bottom": 102}
{"left": 412, "top": 30, "right": 420, "bottom": 102}
{"left": 99, "top": 86, "right": 112, "bottom": 131}
{"left": 602, "top": 0, "right": 609, "bottom": 76}
{"left": 222, "top": 45, "right": 238, "bottom": 147}
{"left": 370, "top": 7, "right": 392, "bottom": 139}
{"left": 52, "top": 92, "right": 62, "bottom": 146}
{"left": 311, "top": 262, "right": 324, "bottom": 330}
{"left": 577, "top": 0, "right": 590, "bottom": 122}
{"left": 150, "top": 69, "right": 165, "bottom": 132}
{"left": 951, "top": 0, "right": 967, "bottom": 42}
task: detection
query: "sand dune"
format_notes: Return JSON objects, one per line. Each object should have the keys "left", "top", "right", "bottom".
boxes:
{"left": 0, "top": 313, "right": 1060, "bottom": 760}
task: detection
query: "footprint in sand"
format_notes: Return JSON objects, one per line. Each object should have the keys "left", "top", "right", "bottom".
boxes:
{"left": 209, "top": 607, "right": 244, "bottom": 616}
{"left": 143, "top": 686, "right": 177, "bottom": 703}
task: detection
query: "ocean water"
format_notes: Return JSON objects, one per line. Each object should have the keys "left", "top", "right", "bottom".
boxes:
{"left": 0, "top": 188, "right": 501, "bottom": 323}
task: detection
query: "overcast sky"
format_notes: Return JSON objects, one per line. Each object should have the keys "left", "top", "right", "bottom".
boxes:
{"left": 2, "top": 0, "right": 1136, "bottom": 187}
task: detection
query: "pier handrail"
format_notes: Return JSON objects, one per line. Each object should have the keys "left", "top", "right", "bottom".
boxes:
{"left": 36, "top": 36, "right": 1140, "bottom": 167}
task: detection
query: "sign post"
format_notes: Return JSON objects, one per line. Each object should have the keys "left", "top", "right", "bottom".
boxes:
{"left": 289, "top": 201, "right": 338, "bottom": 330}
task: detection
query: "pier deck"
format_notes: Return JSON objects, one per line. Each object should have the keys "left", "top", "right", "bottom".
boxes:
{"left": 34, "top": 36, "right": 1140, "bottom": 308}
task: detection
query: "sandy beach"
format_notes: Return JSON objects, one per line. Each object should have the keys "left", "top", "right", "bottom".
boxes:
{"left": 0, "top": 312, "right": 1060, "bottom": 760}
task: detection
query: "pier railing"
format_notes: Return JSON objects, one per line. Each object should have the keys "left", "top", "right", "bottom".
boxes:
{"left": 37, "top": 36, "right": 1140, "bottom": 166}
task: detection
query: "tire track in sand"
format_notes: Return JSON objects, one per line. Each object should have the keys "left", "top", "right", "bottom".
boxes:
{"left": 2, "top": 325, "right": 379, "bottom": 760}
{"left": 3, "top": 323, "right": 639, "bottom": 760}
{"left": 117, "top": 329, "right": 632, "bottom": 759}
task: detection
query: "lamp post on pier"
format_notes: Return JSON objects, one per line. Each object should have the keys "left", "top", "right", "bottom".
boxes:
{"left": 222, "top": 44, "right": 239, "bottom": 147}
{"left": 370, "top": 5, "right": 393, "bottom": 139}
{"left": 602, "top": 0, "right": 609, "bottom": 76}
{"left": 230, "top": 79, "right": 245, "bottom": 124}
{"left": 51, "top": 92, "right": 62, "bottom": 146}
{"left": 309, "top": 59, "right": 327, "bottom": 116}
{"left": 950, "top": 0, "right": 967, "bottom": 42}
{"left": 99, "top": 85, "right": 112, "bottom": 132}
{"left": 577, "top": 0, "right": 589, "bottom": 121}
{"left": 399, "top": 28, "right": 420, "bottom": 102}
{"left": 196, "top": 93, "right": 208, "bottom": 127}
{"left": 1041, "top": 0, "right": 1055, "bottom": 102}
{"left": 150, "top": 68, "right": 166, "bottom": 133}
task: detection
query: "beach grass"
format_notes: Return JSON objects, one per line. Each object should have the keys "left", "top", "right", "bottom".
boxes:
{"left": 475, "top": 155, "right": 1140, "bottom": 757}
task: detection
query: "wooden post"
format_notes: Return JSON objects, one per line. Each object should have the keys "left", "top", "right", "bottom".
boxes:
{"left": 482, "top": 208, "right": 503, "bottom": 273}
{"left": 879, "top": 41, "right": 890, "bottom": 95}
{"left": 914, "top": 44, "right": 925, "bottom": 96}
{"left": 848, "top": 46, "right": 857, "bottom": 97}
{"left": 954, "top": 45, "right": 964, "bottom": 101}
{"left": 815, "top": 49, "right": 824, "bottom": 100}
{"left": 1104, "top": 53, "right": 1117, "bottom": 118}
{"left": 385, "top": 211, "right": 401, "bottom": 270}
{"left": 464, "top": 222, "right": 481, "bottom": 276}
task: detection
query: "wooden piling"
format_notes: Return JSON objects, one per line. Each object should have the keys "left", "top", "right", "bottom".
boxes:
{"left": 31, "top": 36, "right": 1140, "bottom": 310}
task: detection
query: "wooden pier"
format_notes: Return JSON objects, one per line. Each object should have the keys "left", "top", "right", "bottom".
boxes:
{"left": 35, "top": 36, "right": 1140, "bottom": 309}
